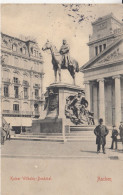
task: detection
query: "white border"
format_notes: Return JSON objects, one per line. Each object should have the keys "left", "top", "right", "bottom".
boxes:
{"left": 0, "top": 0, "right": 122, "bottom": 4}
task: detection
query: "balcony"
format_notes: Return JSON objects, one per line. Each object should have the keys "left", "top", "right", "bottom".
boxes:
{"left": 2, "top": 110, "right": 33, "bottom": 116}
{"left": 33, "top": 84, "right": 40, "bottom": 88}
{"left": 24, "top": 96, "right": 29, "bottom": 99}
{"left": 4, "top": 93, "right": 9, "bottom": 97}
{"left": 35, "top": 96, "right": 40, "bottom": 100}
{"left": 23, "top": 80, "right": 29, "bottom": 86}
{"left": 15, "top": 94, "right": 19, "bottom": 98}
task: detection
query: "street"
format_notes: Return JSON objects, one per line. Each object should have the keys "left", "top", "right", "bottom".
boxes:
{"left": 1, "top": 140, "right": 123, "bottom": 195}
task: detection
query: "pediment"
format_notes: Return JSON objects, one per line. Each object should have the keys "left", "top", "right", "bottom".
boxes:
{"left": 95, "top": 43, "right": 123, "bottom": 66}
{"left": 81, "top": 38, "right": 123, "bottom": 71}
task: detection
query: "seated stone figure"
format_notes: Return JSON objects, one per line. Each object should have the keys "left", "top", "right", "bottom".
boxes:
{"left": 65, "top": 91, "right": 94, "bottom": 125}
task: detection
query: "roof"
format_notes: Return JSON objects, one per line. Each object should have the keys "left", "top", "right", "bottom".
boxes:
{"left": 92, "top": 13, "right": 123, "bottom": 26}
{"left": 80, "top": 37, "right": 123, "bottom": 72}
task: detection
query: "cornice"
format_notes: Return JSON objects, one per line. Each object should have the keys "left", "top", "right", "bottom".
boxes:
{"left": 2, "top": 63, "right": 44, "bottom": 76}
{"left": 1, "top": 48, "right": 44, "bottom": 64}
{"left": 83, "top": 58, "right": 123, "bottom": 73}
{"left": 88, "top": 34, "right": 115, "bottom": 46}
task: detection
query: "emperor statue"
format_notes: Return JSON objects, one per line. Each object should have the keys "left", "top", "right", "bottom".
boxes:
{"left": 59, "top": 39, "right": 71, "bottom": 68}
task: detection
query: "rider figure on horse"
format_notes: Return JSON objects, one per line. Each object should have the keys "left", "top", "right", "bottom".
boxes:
{"left": 59, "top": 39, "right": 71, "bottom": 68}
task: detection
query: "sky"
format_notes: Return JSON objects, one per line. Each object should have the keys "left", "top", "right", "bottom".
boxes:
{"left": 1, "top": 4, "right": 123, "bottom": 91}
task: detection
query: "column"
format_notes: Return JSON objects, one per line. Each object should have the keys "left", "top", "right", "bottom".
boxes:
{"left": 97, "top": 78, "right": 105, "bottom": 123}
{"left": 113, "top": 75, "right": 121, "bottom": 127}
{"left": 84, "top": 81, "right": 91, "bottom": 111}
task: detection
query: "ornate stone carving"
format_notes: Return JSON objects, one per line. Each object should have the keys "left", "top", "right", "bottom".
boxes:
{"left": 98, "top": 48, "right": 123, "bottom": 63}
{"left": 44, "top": 88, "right": 59, "bottom": 116}
{"left": 65, "top": 92, "right": 95, "bottom": 125}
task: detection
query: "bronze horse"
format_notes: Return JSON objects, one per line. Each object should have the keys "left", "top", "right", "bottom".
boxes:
{"left": 42, "top": 41, "right": 79, "bottom": 84}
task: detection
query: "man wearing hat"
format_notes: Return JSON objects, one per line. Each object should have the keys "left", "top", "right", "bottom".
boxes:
{"left": 94, "top": 118, "right": 109, "bottom": 154}
{"left": 119, "top": 121, "right": 123, "bottom": 150}
{"left": 110, "top": 125, "right": 118, "bottom": 150}
{"left": 59, "top": 39, "right": 71, "bottom": 68}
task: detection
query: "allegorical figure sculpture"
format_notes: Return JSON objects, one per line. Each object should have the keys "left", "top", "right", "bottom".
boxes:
{"left": 65, "top": 91, "right": 95, "bottom": 125}
{"left": 44, "top": 88, "right": 59, "bottom": 116}
{"left": 42, "top": 40, "right": 79, "bottom": 85}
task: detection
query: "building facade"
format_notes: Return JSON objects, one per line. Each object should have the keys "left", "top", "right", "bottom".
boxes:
{"left": 80, "top": 14, "right": 123, "bottom": 126}
{"left": 1, "top": 33, "right": 44, "bottom": 133}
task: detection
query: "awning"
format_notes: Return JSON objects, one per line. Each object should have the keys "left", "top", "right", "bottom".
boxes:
{"left": 4, "top": 117, "right": 32, "bottom": 127}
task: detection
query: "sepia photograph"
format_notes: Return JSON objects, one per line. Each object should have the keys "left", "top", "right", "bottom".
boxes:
{"left": 1, "top": 4, "right": 123, "bottom": 195}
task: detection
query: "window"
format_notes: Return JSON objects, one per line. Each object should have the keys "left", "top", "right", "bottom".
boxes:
{"left": 4, "top": 85, "right": 9, "bottom": 97}
{"left": 24, "top": 87, "right": 28, "bottom": 98}
{"left": 34, "top": 103, "right": 39, "bottom": 112}
{"left": 12, "top": 44, "right": 17, "bottom": 52}
{"left": 13, "top": 77, "right": 19, "bottom": 84}
{"left": 95, "top": 46, "right": 98, "bottom": 56}
{"left": 35, "top": 89, "right": 39, "bottom": 98}
{"left": 14, "top": 86, "right": 19, "bottom": 98}
{"left": 99, "top": 45, "right": 102, "bottom": 53}
{"left": 103, "top": 44, "right": 106, "bottom": 50}
{"left": 13, "top": 104, "right": 19, "bottom": 111}
{"left": 23, "top": 47, "right": 26, "bottom": 55}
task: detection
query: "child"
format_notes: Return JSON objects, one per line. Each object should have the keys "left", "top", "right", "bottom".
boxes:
{"left": 110, "top": 125, "right": 118, "bottom": 150}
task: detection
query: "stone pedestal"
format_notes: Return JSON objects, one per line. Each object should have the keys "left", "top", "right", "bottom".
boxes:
{"left": 32, "top": 83, "right": 83, "bottom": 136}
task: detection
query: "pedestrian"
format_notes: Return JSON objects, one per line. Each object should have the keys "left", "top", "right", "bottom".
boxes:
{"left": 7, "top": 123, "right": 11, "bottom": 140}
{"left": 119, "top": 121, "right": 123, "bottom": 151}
{"left": 1, "top": 124, "right": 6, "bottom": 145}
{"left": 110, "top": 125, "right": 118, "bottom": 150}
{"left": 94, "top": 118, "right": 109, "bottom": 154}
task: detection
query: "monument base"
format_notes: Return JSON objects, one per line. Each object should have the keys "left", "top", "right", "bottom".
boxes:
{"left": 32, "top": 82, "right": 83, "bottom": 135}
{"left": 32, "top": 118, "right": 62, "bottom": 134}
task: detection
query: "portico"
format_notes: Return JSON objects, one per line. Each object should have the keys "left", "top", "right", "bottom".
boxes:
{"left": 84, "top": 74, "right": 123, "bottom": 126}
{"left": 80, "top": 14, "right": 123, "bottom": 126}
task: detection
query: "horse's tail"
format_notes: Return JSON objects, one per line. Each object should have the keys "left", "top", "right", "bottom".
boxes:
{"left": 74, "top": 60, "right": 79, "bottom": 72}
{"left": 76, "top": 62, "right": 79, "bottom": 72}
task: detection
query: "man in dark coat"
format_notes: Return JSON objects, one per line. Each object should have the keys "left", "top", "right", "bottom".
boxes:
{"left": 110, "top": 125, "right": 118, "bottom": 150}
{"left": 94, "top": 118, "right": 109, "bottom": 154}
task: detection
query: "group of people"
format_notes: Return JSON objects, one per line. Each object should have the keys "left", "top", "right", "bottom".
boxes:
{"left": 94, "top": 119, "right": 123, "bottom": 154}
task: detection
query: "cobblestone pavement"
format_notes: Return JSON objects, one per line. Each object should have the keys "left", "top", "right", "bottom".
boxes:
{"left": 1, "top": 139, "right": 123, "bottom": 160}
{"left": 1, "top": 140, "right": 123, "bottom": 195}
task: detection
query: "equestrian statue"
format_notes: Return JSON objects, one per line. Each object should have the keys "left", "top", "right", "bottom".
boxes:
{"left": 42, "top": 40, "right": 79, "bottom": 85}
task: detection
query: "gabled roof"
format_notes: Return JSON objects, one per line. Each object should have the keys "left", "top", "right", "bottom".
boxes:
{"left": 80, "top": 37, "right": 123, "bottom": 72}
